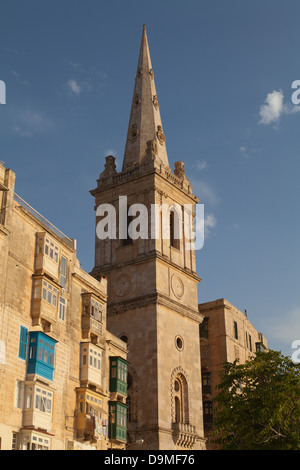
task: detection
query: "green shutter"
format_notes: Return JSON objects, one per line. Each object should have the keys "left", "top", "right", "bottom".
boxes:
{"left": 18, "top": 326, "right": 28, "bottom": 360}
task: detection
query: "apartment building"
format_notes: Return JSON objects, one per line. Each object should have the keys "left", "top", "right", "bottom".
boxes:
{"left": 199, "top": 298, "right": 267, "bottom": 446}
{"left": 0, "top": 163, "right": 128, "bottom": 450}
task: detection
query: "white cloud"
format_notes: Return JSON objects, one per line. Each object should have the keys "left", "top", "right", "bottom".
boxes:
{"left": 11, "top": 109, "right": 55, "bottom": 137}
{"left": 66, "top": 79, "right": 81, "bottom": 96}
{"left": 259, "top": 89, "right": 284, "bottom": 124}
{"left": 204, "top": 213, "right": 216, "bottom": 238}
{"left": 190, "top": 179, "right": 218, "bottom": 206}
{"left": 239, "top": 146, "right": 250, "bottom": 158}
{"left": 259, "top": 89, "right": 300, "bottom": 125}
{"left": 195, "top": 160, "right": 208, "bottom": 171}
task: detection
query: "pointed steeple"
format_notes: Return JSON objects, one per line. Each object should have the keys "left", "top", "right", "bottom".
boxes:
{"left": 122, "top": 25, "right": 169, "bottom": 171}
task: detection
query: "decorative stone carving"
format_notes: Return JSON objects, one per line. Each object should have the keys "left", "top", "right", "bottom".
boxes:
{"left": 100, "top": 155, "right": 117, "bottom": 179}
{"left": 146, "top": 139, "right": 158, "bottom": 157}
{"left": 128, "top": 124, "right": 140, "bottom": 142}
{"left": 134, "top": 94, "right": 141, "bottom": 106}
{"left": 149, "top": 68, "right": 154, "bottom": 78}
{"left": 171, "top": 274, "right": 184, "bottom": 299}
{"left": 153, "top": 95, "right": 159, "bottom": 110}
{"left": 157, "top": 125, "right": 165, "bottom": 145}
{"left": 136, "top": 68, "right": 143, "bottom": 78}
{"left": 114, "top": 274, "right": 132, "bottom": 297}
{"left": 174, "top": 161, "right": 185, "bottom": 179}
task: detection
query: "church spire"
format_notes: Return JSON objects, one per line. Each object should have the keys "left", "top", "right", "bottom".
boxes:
{"left": 122, "top": 25, "right": 169, "bottom": 171}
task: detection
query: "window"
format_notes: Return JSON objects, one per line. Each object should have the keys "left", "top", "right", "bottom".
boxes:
{"left": 27, "top": 332, "right": 57, "bottom": 381}
{"left": 122, "top": 213, "right": 133, "bottom": 246}
{"left": 18, "top": 326, "right": 28, "bottom": 360}
{"left": 87, "top": 347, "right": 101, "bottom": 370}
{"left": 108, "top": 401, "right": 127, "bottom": 442}
{"left": 202, "top": 372, "right": 211, "bottom": 395}
{"left": 22, "top": 432, "right": 51, "bottom": 450}
{"left": 25, "top": 387, "right": 33, "bottom": 409}
{"left": 109, "top": 357, "right": 128, "bottom": 395}
{"left": 15, "top": 381, "right": 25, "bottom": 408}
{"left": 82, "top": 294, "right": 103, "bottom": 322}
{"left": 42, "top": 280, "right": 58, "bottom": 308}
{"left": 234, "top": 321, "right": 238, "bottom": 340}
{"left": 203, "top": 401, "right": 213, "bottom": 426}
{"left": 59, "top": 297, "right": 66, "bottom": 321}
{"left": 91, "top": 299, "right": 102, "bottom": 322}
{"left": 173, "top": 373, "right": 189, "bottom": 425}
{"left": 169, "top": 207, "right": 181, "bottom": 250}
{"left": 44, "top": 238, "right": 59, "bottom": 264}
{"left": 200, "top": 317, "right": 209, "bottom": 339}
{"left": 35, "top": 387, "right": 52, "bottom": 414}
{"left": 60, "top": 256, "right": 67, "bottom": 288}
{"left": 12, "top": 432, "right": 18, "bottom": 450}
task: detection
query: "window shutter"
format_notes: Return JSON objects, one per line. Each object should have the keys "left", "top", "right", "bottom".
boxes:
{"left": 18, "top": 326, "right": 28, "bottom": 360}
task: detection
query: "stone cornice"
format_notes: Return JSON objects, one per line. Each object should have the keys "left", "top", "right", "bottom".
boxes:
{"left": 107, "top": 291, "right": 204, "bottom": 324}
{"left": 91, "top": 251, "right": 201, "bottom": 284}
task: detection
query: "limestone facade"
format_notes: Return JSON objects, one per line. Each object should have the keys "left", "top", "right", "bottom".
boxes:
{"left": 0, "top": 163, "right": 127, "bottom": 450}
{"left": 199, "top": 298, "right": 267, "bottom": 445}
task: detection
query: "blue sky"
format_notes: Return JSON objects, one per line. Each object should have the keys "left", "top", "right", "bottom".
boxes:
{"left": 0, "top": 0, "right": 299, "bottom": 357}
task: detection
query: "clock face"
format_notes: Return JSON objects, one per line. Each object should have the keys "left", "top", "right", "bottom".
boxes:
{"left": 171, "top": 274, "right": 184, "bottom": 299}
{"left": 114, "top": 274, "right": 132, "bottom": 297}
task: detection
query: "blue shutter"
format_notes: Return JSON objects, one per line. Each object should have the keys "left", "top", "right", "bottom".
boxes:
{"left": 18, "top": 326, "right": 28, "bottom": 360}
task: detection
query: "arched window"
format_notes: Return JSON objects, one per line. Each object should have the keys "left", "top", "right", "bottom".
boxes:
{"left": 169, "top": 206, "right": 181, "bottom": 250}
{"left": 173, "top": 374, "right": 189, "bottom": 424}
{"left": 175, "top": 396, "right": 181, "bottom": 423}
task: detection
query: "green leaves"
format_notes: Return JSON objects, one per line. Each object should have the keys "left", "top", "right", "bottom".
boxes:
{"left": 213, "top": 350, "right": 300, "bottom": 450}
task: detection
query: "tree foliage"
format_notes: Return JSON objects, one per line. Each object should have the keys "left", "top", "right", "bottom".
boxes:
{"left": 213, "top": 350, "right": 300, "bottom": 450}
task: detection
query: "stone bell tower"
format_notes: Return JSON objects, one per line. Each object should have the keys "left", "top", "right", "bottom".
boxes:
{"left": 90, "top": 25, "right": 206, "bottom": 450}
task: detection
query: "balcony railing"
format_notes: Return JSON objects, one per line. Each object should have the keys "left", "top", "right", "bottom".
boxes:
{"left": 14, "top": 194, "right": 75, "bottom": 250}
{"left": 172, "top": 422, "right": 197, "bottom": 449}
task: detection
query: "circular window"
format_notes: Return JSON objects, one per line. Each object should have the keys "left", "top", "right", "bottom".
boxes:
{"left": 175, "top": 335, "right": 184, "bottom": 351}
{"left": 120, "top": 335, "right": 128, "bottom": 344}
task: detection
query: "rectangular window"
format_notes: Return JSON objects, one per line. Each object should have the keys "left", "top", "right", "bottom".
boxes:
{"left": 60, "top": 256, "right": 67, "bottom": 288}
{"left": 44, "top": 238, "right": 59, "bottom": 264}
{"left": 234, "top": 321, "right": 238, "bottom": 340}
{"left": 27, "top": 332, "right": 57, "bottom": 381}
{"left": 26, "top": 387, "right": 33, "bottom": 409}
{"left": 15, "top": 381, "right": 25, "bottom": 409}
{"left": 18, "top": 326, "right": 28, "bottom": 360}
{"left": 12, "top": 433, "right": 18, "bottom": 450}
{"left": 108, "top": 401, "right": 127, "bottom": 442}
{"left": 42, "top": 281, "right": 58, "bottom": 308}
{"left": 59, "top": 297, "right": 66, "bottom": 321}
{"left": 35, "top": 388, "right": 52, "bottom": 414}
{"left": 202, "top": 372, "right": 212, "bottom": 395}
{"left": 109, "top": 357, "right": 128, "bottom": 395}
{"left": 122, "top": 214, "right": 133, "bottom": 246}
